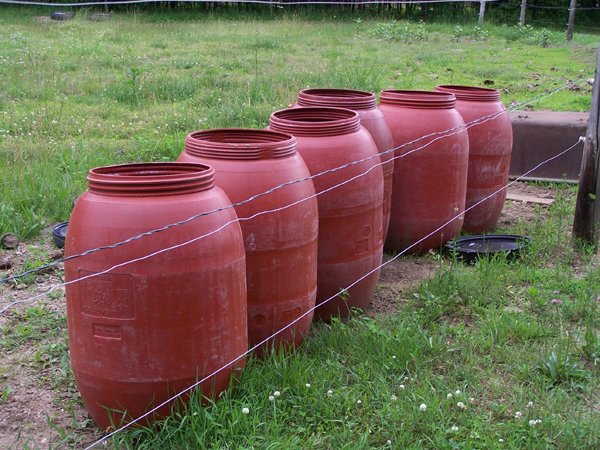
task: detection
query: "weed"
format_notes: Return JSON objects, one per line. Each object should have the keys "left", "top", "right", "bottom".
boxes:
{"left": 581, "top": 325, "right": 599, "bottom": 366}
{"left": 471, "top": 25, "right": 489, "bottom": 41}
{"left": 534, "top": 28, "right": 552, "bottom": 48}
{"left": 514, "top": 23, "right": 535, "bottom": 40}
{"left": 1, "top": 384, "right": 12, "bottom": 402}
{"left": 452, "top": 25, "right": 464, "bottom": 42}
{"left": 537, "top": 349, "right": 589, "bottom": 387}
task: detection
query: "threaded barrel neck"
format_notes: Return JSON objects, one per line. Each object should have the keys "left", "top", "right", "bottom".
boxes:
{"left": 435, "top": 85, "right": 500, "bottom": 102}
{"left": 87, "top": 162, "right": 215, "bottom": 196}
{"left": 269, "top": 107, "right": 360, "bottom": 137}
{"left": 297, "top": 88, "right": 377, "bottom": 110}
{"left": 184, "top": 129, "right": 296, "bottom": 160}
{"left": 380, "top": 90, "right": 456, "bottom": 109}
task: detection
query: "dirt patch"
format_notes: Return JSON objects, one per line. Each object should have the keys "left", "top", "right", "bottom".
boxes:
{"left": 0, "top": 228, "right": 101, "bottom": 448}
{"left": 499, "top": 181, "right": 558, "bottom": 227}
{"left": 369, "top": 255, "right": 439, "bottom": 317}
{"left": 0, "top": 183, "right": 564, "bottom": 446}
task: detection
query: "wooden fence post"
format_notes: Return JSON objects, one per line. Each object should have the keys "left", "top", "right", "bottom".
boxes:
{"left": 478, "top": 1, "right": 486, "bottom": 24}
{"left": 573, "top": 49, "right": 600, "bottom": 248}
{"left": 566, "top": 0, "right": 577, "bottom": 42}
{"left": 519, "top": 0, "right": 527, "bottom": 27}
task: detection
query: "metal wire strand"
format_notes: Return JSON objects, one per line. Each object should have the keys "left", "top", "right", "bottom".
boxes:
{"left": 0, "top": 77, "right": 587, "bottom": 286}
{"left": 82, "top": 136, "right": 584, "bottom": 449}
{"left": 0, "top": 108, "right": 504, "bottom": 314}
{"left": 1, "top": 77, "right": 588, "bottom": 314}
{"left": 0, "top": 0, "right": 501, "bottom": 7}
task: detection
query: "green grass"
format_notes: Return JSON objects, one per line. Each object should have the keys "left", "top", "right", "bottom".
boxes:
{"left": 0, "top": 8, "right": 598, "bottom": 238}
{"left": 94, "top": 186, "right": 595, "bottom": 449}
{"left": 0, "top": 9, "right": 598, "bottom": 447}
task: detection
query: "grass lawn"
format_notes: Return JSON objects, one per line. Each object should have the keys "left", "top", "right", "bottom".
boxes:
{"left": 0, "top": 7, "right": 598, "bottom": 449}
{"left": 0, "top": 7, "right": 598, "bottom": 238}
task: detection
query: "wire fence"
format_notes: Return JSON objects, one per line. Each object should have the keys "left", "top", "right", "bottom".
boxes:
{"left": 82, "top": 135, "right": 584, "bottom": 449}
{"left": 0, "top": 77, "right": 589, "bottom": 313}
{"left": 0, "top": 77, "right": 587, "bottom": 298}
{"left": 0, "top": 74, "right": 591, "bottom": 446}
{"left": 1, "top": 78, "right": 587, "bottom": 287}
{"left": 0, "top": 0, "right": 500, "bottom": 7}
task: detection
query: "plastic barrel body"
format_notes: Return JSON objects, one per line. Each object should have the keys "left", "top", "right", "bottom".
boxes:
{"left": 269, "top": 107, "right": 384, "bottom": 320}
{"left": 436, "top": 85, "right": 513, "bottom": 232}
{"left": 380, "top": 90, "right": 469, "bottom": 253}
{"left": 296, "top": 89, "right": 394, "bottom": 241}
{"left": 179, "top": 129, "right": 318, "bottom": 355}
{"left": 65, "top": 162, "right": 247, "bottom": 430}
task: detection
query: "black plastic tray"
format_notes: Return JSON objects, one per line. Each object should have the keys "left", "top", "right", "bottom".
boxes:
{"left": 445, "top": 234, "right": 530, "bottom": 263}
{"left": 52, "top": 222, "right": 68, "bottom": 249}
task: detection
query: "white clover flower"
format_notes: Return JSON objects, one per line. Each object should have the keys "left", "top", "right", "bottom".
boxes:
{"left": 447, "top": 393, "right": 453, "bottom": 399}
{"left": 392, "top": 355, "right": 396, "bottom": 359}
{"left": 469, "top": 397, "right": 475, "bottom": 403}
{"left": 403, "top": 376, "right": 409, "bottom": 382}
{"left": 535, "top": 419, "right": 542, "bottom": 424}
{"left": 499, "top": 438, "right": 504, "bottom": 443}
{"left": 357, "top": 400, "right": 362, "bottom": 405}
{"left": 455, "top": 389, "right": 461, "bottom": 395}
{"left": 457, "top": 402, "right": 466, "bottom": 410}
{"left": 419, "top": 403, "right": 427, "bottom": 411}
{"left": 528, "top": 419, "right": 537, "bottom": 426}
{"left": 399, "top": 384, "right": 405, "bottom": 390}
{"left": 242, "top": 407, "right": 250, "bottom": 414}
{"left": 387, "top": 440, "right": 392, "bottom": 445}
{"left": 273, "top": 391, "right": 281, "bottom": 397}
{"left": 268, "top": 395, "right": 275, "bottom": 402}
{"left": 305, "top": 383, "right": 311, "bottom": 388}
{"left": 390, "top": 395, "right": 398, "bottom": 401}
{"left": 515, "top": 411, "right": 522, "bottom": 419}
{"left": 451, "top": 425, "right": 459, "bottom": 432}
{"left": 327, "top": 389, "right": 333, "bottom": 396}
{"left": 526, "top": 401, "right": 534, "bottom": 408}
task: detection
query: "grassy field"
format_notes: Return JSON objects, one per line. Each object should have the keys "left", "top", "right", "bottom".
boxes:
{"left": 0, "top": 7, "right": 598, "bottom": 449}
{"left": 0, "top": 7, "right": 598, "bottom": 239}
{"left": 1, "top": 184, "right": 598, "bottom": 448}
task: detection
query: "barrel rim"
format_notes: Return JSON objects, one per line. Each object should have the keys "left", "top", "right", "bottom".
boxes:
{"left": 435, "top": 85, "right": 501, "bottom": 102}
{"left": 87, "top": 162, "right": 215, "bottom": 196}
{"left": 380, "top": 90, "right": 456, "bottom": 109}
{"left": 269, "top": 107, "right": 361, "bottom": 137}
{"left": 184, "top": 128, "right": 297, "bottom": 160}
{"left": 297, "top": 88, "right": 377, "bottom": 110}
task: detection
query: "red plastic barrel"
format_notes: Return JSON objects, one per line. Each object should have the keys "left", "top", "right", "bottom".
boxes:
{"left": 436, "top": 85, "right": 513, "bottom": 232}
{"left": 295, "top": 89, "right": 394, "bottom": 240}
{"left": 268, "top": 107, "right": 384, "bottom": 321}
{"left": 65, "top": 162, "right": 247, "bottom": 430}
{"left": 179, "top": 129, "right": 318, "bottom": 355}
{"left": 379, "top": 90, "right": 469, "bottom": 253}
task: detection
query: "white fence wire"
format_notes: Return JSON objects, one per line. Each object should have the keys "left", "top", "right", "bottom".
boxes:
{"left": 0, "top": 75, "right": 590, "bottom": 447}
{"left": 0, "top": 0, "right": 501, "bottom": 7}
{"left": 0, "top": 78, "right": 586, "bottom": 290}
{"left": 84, "top": 135, "right": 584, "bottom": 449}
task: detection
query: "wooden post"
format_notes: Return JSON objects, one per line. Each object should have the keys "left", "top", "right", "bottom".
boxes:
{"left": 478, "top": 1, "right": 486, "bottom": 24}
{"left": 573, "top": 49, "right": 600, "bottom": 247}
{"left": 519, "top": 0, "right": 527, "bottom": 27}
{"left": 566, "top": 0, "right": 577, "bottom": 42}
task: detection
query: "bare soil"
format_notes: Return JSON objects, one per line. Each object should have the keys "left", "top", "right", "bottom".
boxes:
{"left": 0, "top": 182, "right": 560, "bottom": 448}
